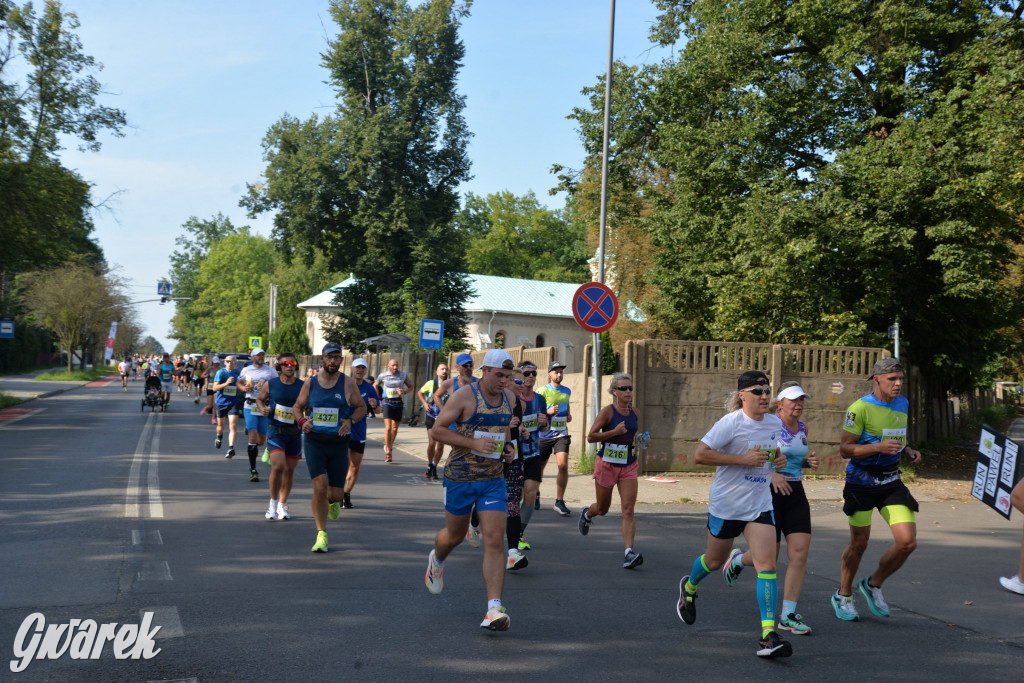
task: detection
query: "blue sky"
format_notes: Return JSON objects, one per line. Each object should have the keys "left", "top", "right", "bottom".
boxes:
{"left": 55, "top": 1, "right": 674, "bottom": 351}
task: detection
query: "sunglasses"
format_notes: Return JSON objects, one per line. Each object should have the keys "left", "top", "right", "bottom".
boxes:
{"left": 461, "top": 362, "right": 474, "bottom": 367}
{"left": 514, "top": 379, "right": 524, "bottom": 385}
{"left": 279, "top": 360, "right": 297, "bottom": 367}
{"left": 743, "top": 387, "right": 771, "bottom": 396}
{"left": 615, "top": 385, "right": 633, "bottom": 391}
{"left": 522, "top": 371, "right": 537, "bottom": 377}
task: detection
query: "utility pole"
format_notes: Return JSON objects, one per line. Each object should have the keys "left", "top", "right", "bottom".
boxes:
{"left": 269, "top": 284, "right": 278, "bottom": 335}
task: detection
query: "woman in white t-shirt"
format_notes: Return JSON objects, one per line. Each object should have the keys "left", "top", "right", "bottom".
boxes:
{"left": 674, "top": 370, "right": 795, "bottom": 659}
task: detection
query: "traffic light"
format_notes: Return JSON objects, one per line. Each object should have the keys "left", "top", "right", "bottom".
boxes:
{"left": 160, "top": 296, "right": 167, "bottom": 304}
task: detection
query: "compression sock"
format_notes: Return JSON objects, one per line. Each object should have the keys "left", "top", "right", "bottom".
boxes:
{"left": 520, "top": 500, "right": 534, "bottom": 527}
{"left": 687, "top": 554, "right": 712, "bottom": 592}
{"left": 247, "top": 443, "right": 258, "bottom": 469}
{"left": 757, "top": 571, "right": 779, "bottom": 637}
{"left": 470, "top": 506, "right": 479, "bottom": 528}
{"left": 506, "top": 515, "right": 522, "bottom": 552}
{"left": 783, "top": 600, "right": 798, "bottom": 617}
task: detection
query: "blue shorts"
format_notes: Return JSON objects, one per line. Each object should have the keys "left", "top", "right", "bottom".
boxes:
{"left": 216, "top": 402, "right": 241, "bottom": 418}
{"left": 267, "top": 431, "right": 302, "bottom": 459}
{"left": 707, "top": 510, "right": 775, "bottom": 540}
{"left": 303, "top": 436, "right": 350, "bottom": 488}
{"left": 442, "top": 477, "right": 508, "bottom": 516}
{"left": 243, "top": 404, "right": 269, "bottom": 435}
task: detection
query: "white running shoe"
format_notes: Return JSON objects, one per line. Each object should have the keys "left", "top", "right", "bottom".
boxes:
{"left": 425, "top": 550, "right": 444, "bottom": 594}
{"left": 276, "top": 503, "right": 290, "bottom": 520}
{"left": 265, "top": 503, "right": 276, "bottom": 521}
{"left": 480, "top": 606, "right": 510, "bottom": 631}
{"left": 999, "top": 575, "right": 1024, "bottom": 595}
{"left": 506, "top": 548, "right": 529, "bottom": 571}
{"left": 466, "top": 524, "right": 482, "bottom": 548}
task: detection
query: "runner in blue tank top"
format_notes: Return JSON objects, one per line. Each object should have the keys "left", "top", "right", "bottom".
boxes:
{"left": 292, "top": 343, "right": 366, "bottom": 553}
{"left": 344, "top": 357, "right": 380, "bottom": 509}
{"left": 255, "top": 352, "right": 304, "bottom": 522}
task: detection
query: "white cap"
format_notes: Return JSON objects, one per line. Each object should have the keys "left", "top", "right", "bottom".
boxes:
{"left": 251, "top": 347, "right": 265, "bottom": 356}
{"left": 481, "top": 349, "right": 514, "bottom": 369}
{"left": 351, "top": 358, "right": 368, "bottom": 368}
{"left": 776, "top": 385, "right": 810, "bottom": 402}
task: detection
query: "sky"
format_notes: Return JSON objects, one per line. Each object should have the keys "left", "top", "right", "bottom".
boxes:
{"left": 52, "top": 1, "right": 676, "bottom": 351}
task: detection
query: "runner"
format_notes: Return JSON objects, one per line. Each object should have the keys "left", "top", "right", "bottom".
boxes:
{"left": 130, "top": 356, "right": 138, "bottom": 380}
{"left": 417, "top": 362, "right": 449, "bottom": 479}
{"left": 344, "top": 358, "right": 379, "bottom": 509}
{"left": 503, "top": 369, "right": 528, "bottom": 571}
{"left": 675, "top": 370, "right": 794, "bottom": 659}
{"left": 723, "top": 382, "right": 820, "bottom": 635}
{"left": 832, "top": 357, "right": 922, "bottom": 621}
{"left": 118, "top": 358, "right": 130, "bottom": 392}
{"left": 292, "top": 342, "right": 366, "bottom": 553}
{"left": 255, "top": 352, "right": 304, "bottom": 521}
{"left": 432, "top": 353, "right": 478, "bottom": 476}
{"left": 238, "top": 348, "right": 278, "bottom": 483}
{"left": 579, "top": 372, "right": 645, "bottom": 569}
{"left": 192, "top": 355, "right": 208, "bottom": 405}
{"left": 538, "top": 361, "right": 572, "bottom": 516}
{"left": 375, "top": 358, "right": 413, "bottom": 463}
{"left": 517, "top": 361, "right": 547, "bottom": 551}
{"left": 202, "top": 356, "right": 219, "bottom": 423}
{"left": 156, "top": 353, "right": 175, "bottom": 411}
{"left": 424, "top": 349, "right": 517, "bottom": 631}
{"left": 211, "top": 356, "right": 242, "bottom": 459}
{"left": 999, "top": 478, "right": 1024, "bottom": 595}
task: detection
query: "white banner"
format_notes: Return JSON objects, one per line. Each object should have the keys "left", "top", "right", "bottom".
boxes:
{"left": 104, "top": 321, "right": 118, "bottom": 361}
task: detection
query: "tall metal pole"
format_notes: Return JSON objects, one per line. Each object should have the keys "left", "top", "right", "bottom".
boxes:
{"left": 592, "top": 0, "right": 615, "bottom": 428}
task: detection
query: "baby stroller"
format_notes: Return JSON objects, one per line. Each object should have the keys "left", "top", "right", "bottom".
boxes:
{"left": 142, "top": 376, "right": 163, "bottom": 412}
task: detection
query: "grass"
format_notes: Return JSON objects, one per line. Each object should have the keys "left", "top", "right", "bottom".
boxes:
{"left": 0, "top": 392, "right": 20, "bottom": 409}
{"left": 0, "top": 364, "right": 62, "bottom": 377}
{"left": 35, "top": 368, "right": 113, "bottom": 382}
{"left": 577, "top": 448, "right": 596, "bottom": 475}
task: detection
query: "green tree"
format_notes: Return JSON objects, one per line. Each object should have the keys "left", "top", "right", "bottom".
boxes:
{"left": 571, "top": 0, "right": 1024, "bottom": 393}
{"left": 137, "top": 335, "right": 164, "bottom": 356}
{"left": 270, "top": 317, "right": 310, "bottom": 356}
{"left": 244, "top": 0, "right": 473, "bottom": 351}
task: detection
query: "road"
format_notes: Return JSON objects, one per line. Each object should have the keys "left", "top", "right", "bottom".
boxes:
{"left": 0, "top": 377, "right": 1022, "bottom": 681}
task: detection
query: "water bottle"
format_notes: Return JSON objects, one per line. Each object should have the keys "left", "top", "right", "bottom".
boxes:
{"left": 638, "top": 431, "right": 650, "bottom": 449}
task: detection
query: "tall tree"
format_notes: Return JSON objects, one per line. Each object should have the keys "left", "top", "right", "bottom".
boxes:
{"left": 244, "top": 0, "right": 473, "bottom": 351}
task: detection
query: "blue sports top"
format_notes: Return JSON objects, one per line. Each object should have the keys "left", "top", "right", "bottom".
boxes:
{"left": 351, "top": 379, "right": 379, "bottom": 442}
{"left": 307, "top": 374, "right": 354, "bottom": 439}
{"left": 267, "top": 377, "right": 304, "bottom": 432}
{"left": 842, "top": 393, "right": 909, "bottom": 486}
{"left": 599, "top": 407, "right": 638, "bottom": 467}
{"left": 774, "top": 420, "right": 808, "bottom": 480}
{"left": 518, "top": 392, "right": 547, "bottom": 459}
{"left": 213, "top": 368, "right": 241, "bottom": 407}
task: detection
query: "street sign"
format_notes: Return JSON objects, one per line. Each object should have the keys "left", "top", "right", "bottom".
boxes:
{"left": 157, "top": 281, "right": 171, "bottom": 296}
{"left": 572, "top": 282, "right": 618, "bottom": 333}
{"left": 419, "top": 319, "right": 444, "bottom": 350}
{"left": 248, "top": 336, "right": 263, "bottom": 350}
{"left": 0, "top": 319, "right": 13, "bottom": 339}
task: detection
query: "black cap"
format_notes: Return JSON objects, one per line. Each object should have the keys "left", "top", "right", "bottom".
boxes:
{"left": 737, "top": 370, "right": 769, "bottom": 391}
{"left": 548, "top": 361, "right": 567, "bottom": 371}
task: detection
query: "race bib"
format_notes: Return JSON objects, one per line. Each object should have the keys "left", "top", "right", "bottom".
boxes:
{"left": 471, "top": 430, "right": 505, "bottom": 459}
{"left": 551, "top": 416, "right": 568, "bottom": 434}
{"left": 522, "top": 413, "right": 538, "bottom": 432}
{"left": 385, "top": 387, "right": 401, "bottom": 399}
{"left": 602, "top": 442, "right": 630, "bottom": 465}
{"left": 312, "top": 406, "right": 339, "bottom": 428}
{"left": 222, "top": 385, "right": 237, "bottom": 397}
{"left": 882, "top": 427, "right": 907, "bottom": 444}
{"left": 274, "top": 404, "right": 295, "bottom": 424}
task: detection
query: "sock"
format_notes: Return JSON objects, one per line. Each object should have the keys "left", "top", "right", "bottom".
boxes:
{"left": 582, "top": 508, "right": 591, "bottom": 521}
{"left": 687, "top": 554, "right": 712, "bottom": 592}
{"left": 757, "top": 571, "right": 778, "bottom": 637}
{"left": 247, "top": 443, "right": 258, "bottom": 469}
{"left": 487, "top": 598, "right": 502, "bottom": 611}
{"left": 470, "top": 506, "right": 479, "bottom": 528}
{"left": 783, "top": 600, "right": 797, "bottom": 617}
{"left": 625, "top": 547, "right": 633, "bottom": 557}
{"left": 506, "top": 515, "right": 522, "bottom": 552}
{"left": 270, "top": 498, "right": 278, "bottom": 508}
{"left": 520, "top": 501, "right": 534, "bottom": 528}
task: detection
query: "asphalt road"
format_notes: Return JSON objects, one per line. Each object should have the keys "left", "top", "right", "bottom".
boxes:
{"left": 0, "top": 378, "right": 1022, "bottom": 681}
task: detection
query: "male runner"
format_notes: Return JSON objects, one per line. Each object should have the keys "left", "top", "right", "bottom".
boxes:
{"left": 118, "top": 358, "right": 130, "bottom": 391}
{"left": 517, "top": 361, "right": 548, "bottom": 550}
{"left": 292, "top": 342, "right": 366, "bottom": 553}
{"left": 417, "top": 362, "right": 449, "bottom": 479}
{"left": 192, "top": 355, "right": 207, "bottom": 404}
{"left": 832, "top": 357, "right": 922, "bottom": 621}
{"left": 211, "top": 356, "right": 242, "bottom": 459}
{"left": 432, "top": 353, "right": 477, "bottom": 476}
{"left": 344, "top": 358, "right": 379, "bottom": 508}
{"left": 425, "top": 349, "right": 517, "bottom": 631}
{"left": 375, "top": 358, "right": 413, "bottom": 462}
{"left": 202, "top": 356, "right": 219, "bottom": 422}
{"left": 157, "top": 353, "right": 175, "bottom": 411}
{"left": 238, "top": 348, "right": 278, "bottom": 482}
{"left": 256, "top": 352, "right": 304, "bottom": 521}
{"left": 538, "top": 361, "right": 572, "bottom": 516}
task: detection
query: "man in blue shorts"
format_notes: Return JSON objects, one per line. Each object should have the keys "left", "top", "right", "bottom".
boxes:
{"left": 832, "top": 357, "right": 923, "bottom": 621}
{"left": 425, "top": 349, "right": 517, "bottom": 631}
{"left": 344, "top": 357, "right": 379, "bottom": 508}
{"left": 238, "top": 348, "right": 278, "bottom": 482}
{"left": 255, "top": 352, "right": 304, "bottom": 521}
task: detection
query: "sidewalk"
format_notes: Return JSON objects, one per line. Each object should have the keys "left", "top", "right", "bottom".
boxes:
{"left": 0, "top": 368, "right": 102, "bottom": 402}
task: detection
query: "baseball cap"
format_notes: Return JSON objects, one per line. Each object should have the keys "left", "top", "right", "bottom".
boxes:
{"left": 322, "top": 342, "right": 342, "bottom": 355}
{"left": 456, "top": 352, "right": 473, "bottom": 366}
{"left": 351, "top": 358, "right": 368, "bottom": 368}
{"left": 520, "top": 361, "right": 537, "bottom": 369}
{"left": 776, "top": 385, "right": 810, "bottom": 402}
{"left": 482, "top": 349, "right": 514, "bottom": 369}
{"left": 870, "top": 357, "right": 903, "bottom": 378}
{"left": 737, "top": 370, "right": 769, "bottom": 391}
{"left": 251, "top": 347, "right": 265, "bottom": 356}
{"left": 211, "top": 356, "right": 221, "bottom": 364}
{"left": 548, "top": 361, "right": 566, "bottom": 371}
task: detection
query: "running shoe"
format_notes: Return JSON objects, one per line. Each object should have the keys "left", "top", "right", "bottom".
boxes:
{"left": 722, "top": 548, "right": 745, "bottom": 587}
{"left": 265, "top": 503, "right": 276, "bottom": 521}
{"left": 466, "top": 524, "right": 482, "bottom": 548}
{"left": 425, "top": 549, "right": 444, "bottom": 594}
{"left": 480, "top": 606, "right": 510, "bottom": 631}
{"left": 328, "top": 501, "right": 341, "bottom": 521}
{"left": 518, "top": 535, "right": 531, "bottom": 551}
{"left": 215, "top": 435, "right": 222, "bottom": 449}
{"left": 534, "top": 496, "right": 540, "bottom": 510}
{"left": 578, "top": 508, "right": 591, "bottom": 535}
{"left": 430, "top": 467, "right": 439, "bottom": 480}
{"left": 553, "top": 499, "right": 571, "bottom": 516}
{"left": 261, "top": 448, "right": 270, "bottom": 464}
{"left": 210, "top": 416, "right": 216, "bottom": 425}
{"left": 779, "top": 613, "right": 812, "bottom": 635}
{"left": 756, "top": 631, "right": 793, "bottom": 658}
{"left": 226, "top": 447, "right": 235, "bottom": 459}
{"left": 831, "top": 591, "right": 859, "bottom": 621}
{"left": 506, "top": 549, "right": 529, "bottom": 571}
{"left": 676, "top": 575, "right": 697, "bottom": 625}
{"left": 311, "top": 530, "right": 328, "bottom": 553}
{"left": 194, "top": 397, "right": 200, "bottom": 404}
{"left": 249, "top": 469, "right": 259, "bottom": 482}
{"left": 385, "top": 452, "right": 393, "bottom": 463}
{"left": 623, "top": 550, "right": 644, "bottom": 569}
{"left": 999, "top": 575, "right": 1024, "bottom": 595}
{"left": 424, "top": 467, "right": 432, "bottom": 479}
{"left": 342, "top": 493, "right": 353, "bottom": 509}
{"left": 857, "top": 577, "right": 890, "bottom": 617}
{"left": 276, "top": 503, "right": 290, "bottom": 520}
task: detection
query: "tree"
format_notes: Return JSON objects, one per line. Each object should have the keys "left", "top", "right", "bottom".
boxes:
{"left": 270, "top": 317, "right": 310, "bottom": 357}
{"left": 570, "top": 0, "right": 1024, "bottom": 393}
{"left": 137, "top": 335, "right": 164, "bottom": 356}
{"left": 244, "top": 0, "right": 473, "bottom": 351}
{"left": 456, "top": 191, "right": 590, "bottom": 282}
{"left": 20, "top": 259, "right": 130, "bottom": 371}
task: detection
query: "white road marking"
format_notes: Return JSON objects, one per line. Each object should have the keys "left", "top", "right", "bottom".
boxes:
{"left": 125, "top": 413, "right": 165, "bottom": 518}
{"left": 136, "top": 561, "right": 173, "bottom": 581}
{"left": 132, "top": 530, "right": 163, "bottom": 545}
{"left": 148, "top": 421, "right": 164, "bottom": 518}
{"left": 140, "top": 606, "right": 184, "bottom": 638}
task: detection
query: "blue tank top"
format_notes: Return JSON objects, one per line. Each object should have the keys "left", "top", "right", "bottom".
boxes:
{"left": 267, "top": 377, "right": 304, "bottom": 432}
{"left": 775, "top": 420, "right": 808, "bottom": 480}
{"left": 351, "top": 380, "right": 378, "bottom": 442}
{"left": 518, "top": 392, "right": 547, "bottom": 459}
{"left": 307, "top": 374, "right": 354, "bottom": 441}
{"left": 599, "top": 406, "right": 638, "bottom": 467}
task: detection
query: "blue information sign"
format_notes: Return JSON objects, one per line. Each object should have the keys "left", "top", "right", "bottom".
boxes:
{"left": 0, "top": 319, "right": 13, "bottom": 339}
{"left": 419, "top": 319, "right": 444, "bottom": 350}
{"left": 157, "top": 281, "right": 171, "bottom": 296}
